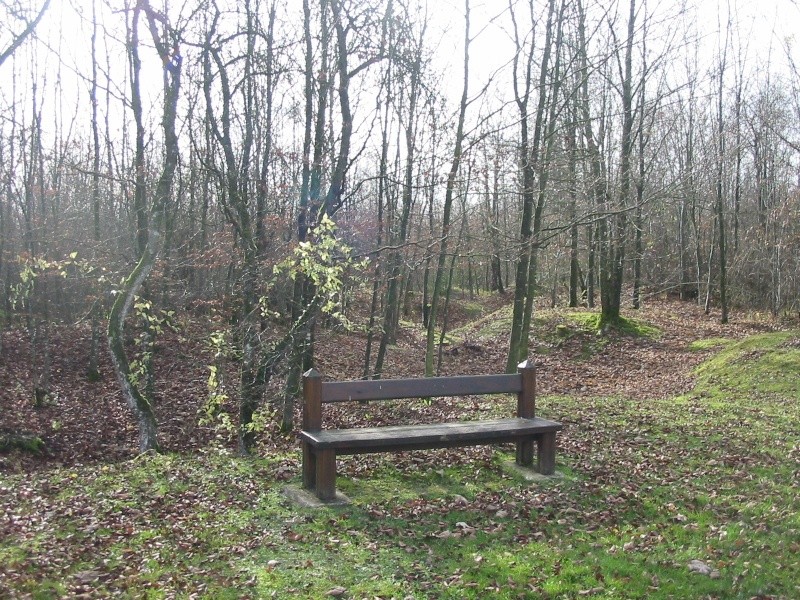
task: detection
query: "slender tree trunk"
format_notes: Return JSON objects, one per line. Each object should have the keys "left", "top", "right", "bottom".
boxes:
{"left": 256, "top": 2, "right": 277, "bottom": 257}
{"left": 283, "top": 0, "right": 333, "bottom": 430}
{"left": 567, "top": 95, "right": 579, "bottom": 308}
{"left": 281, "top": 0, "right": 324, "bottom": 432}
{"left": 375, "top": 36, "right": 422, "bottom": 377}
{"left": 366, "top": 74, "right": 395, "bottom": 377}
{"left": 600, "top": 0, "right": 636, "bottom": 326}
{"left": 436, "top": 205, "right": 467, "bottom": 375}
{"left": 733, "top": 85, "right": 742, "bottom": 256}
{"left": 25, "top": 66, "right": 52, "bottom": 407}
{"left": 363, "top": 113, "right": 386, "bottom": 378}
{"left": 0, "top": 139, "right": 7, "bottom": 344}
{"left": 425, "top": 0, "right": 470, "bottom": 376}
{"left": 586, "top": 223, "right": 595, "bottom": 307}
{"left": 716, "top": 65, "right": 729, "bottom": 324}
{"left": 486, "top": 147, "right": 504, "bottom": 294}
{"left": 362, "top": 266, "right": 381, "bottom": 379}
{"left": 521, "top": 0, "right": 565, "bottom": 353}
{"left": 704, "top": 222, "right": 716, "bottom": 315}
{"left": 422, "top": 167, "right": 435, "bottom": 328}
{"left": 87, "top": 0, "right": 102, "bottom": 382}
{"left": 506, "top": 0, "right": 557, "bottom": 371}
{"left": 285, "top": 0, "right": 388, "bottom": 418}
{"left": 632, "top": 27, "right": 648, "bottom": 310}
{"left": 679, "top": 94, "right": 695, "bottom": 302}
{"left": 578, "top": 0, "right": 604, "bottom": 313}
{"left": 203, "top": 5, "right": 266, "bottom": 451}
{"left": 108, "top": 3, "right": 181, "bottom": 453}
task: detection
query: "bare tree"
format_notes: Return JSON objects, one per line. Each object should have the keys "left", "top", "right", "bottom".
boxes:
{"left": 424, "top": 0, "right": 470, "bottom": 376}
{"left": 107, "top": 0, "right": 182, "bottom": 452}
{"left": 714, "top": 20, "right": 730, "bottom": 323}
{"left": 506, "top": 0, "right": 558, "bottom": 371}
{"left": 284, "top": 0, "right": 390, "bottom": 416}
{"left": 0, "top": 0, "right": 51, "bottom": 67}
{"left": 86, "top": 0, "right": 102, "bottom": 382}
{"left": 373, "top": 3, "right": 429, "bottom": 378}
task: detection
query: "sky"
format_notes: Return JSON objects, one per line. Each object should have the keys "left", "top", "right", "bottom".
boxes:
{"left": 411, "top": 0, "right": 800, "bottom": 111}
{"left": 3, "top": 0, "right": 800, "bottom": 146}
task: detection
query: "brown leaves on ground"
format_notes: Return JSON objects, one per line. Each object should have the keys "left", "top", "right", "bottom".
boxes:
{"left": 0, "top": 322, "right": 219, "bottom": 472}
{"left": 0, "top": 294, "right": 795, "bottom": 597}
{"left": 0, "top": 295, "right": 782, "bottom": 473}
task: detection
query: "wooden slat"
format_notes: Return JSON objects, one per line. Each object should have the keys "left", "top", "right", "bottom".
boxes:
{"left": 321, "top": 373, "right": 522, "bottom": 403}
{"left": 300, "top": 417, "right": 561, "bottom": 453}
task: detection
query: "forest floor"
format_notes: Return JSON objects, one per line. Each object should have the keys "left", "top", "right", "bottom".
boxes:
{"left": 0, "top": 294, "right": 778, "bottom": 471}
{"left": 1, "top": 294, "right": 799, "bottom": 598}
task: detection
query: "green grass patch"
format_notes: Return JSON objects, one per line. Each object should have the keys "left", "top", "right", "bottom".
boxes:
{"left": 450, "top": 303, "right": 515, "bottom": 340}
{"left": 458, "top": 300, "right": 485, "bottom": 319}
{"left": 694, "top": 331, "right": 800, "bottom": 400}
{"left": 567, "top": 311, "right": 661, "bottom": 338}
{"left": 689, "top": 337, "right": 734, "bottom": 351}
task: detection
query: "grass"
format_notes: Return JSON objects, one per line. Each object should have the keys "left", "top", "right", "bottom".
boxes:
{"left": 450, "top": 303, "right": 516, "bottom": 341}
{"left": 2, "top": 331, "right": 799, "bottom": 598}
{"left": 565, "top": 311, "right": 661, "bottom": 338}
{"left": 450, "top": 304, "right": 664, "bottom": 355}
{"left": 689, "top": 337, "right": 734, "bottom": 351}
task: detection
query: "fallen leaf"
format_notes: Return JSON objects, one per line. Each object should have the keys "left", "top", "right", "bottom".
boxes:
{"left": 326, "top": 586, "right": 347, "bottom": 597}
{"left": 688, "top": 559, "right": 715, "bottom": 576}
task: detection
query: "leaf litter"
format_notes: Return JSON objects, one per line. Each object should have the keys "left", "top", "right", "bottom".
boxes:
{"left": 1, "top": 297, "right": 798, "bottom": 597}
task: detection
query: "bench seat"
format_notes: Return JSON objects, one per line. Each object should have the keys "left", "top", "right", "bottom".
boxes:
{"left": 300, "top": 417, "right": 562, "bottom": 453}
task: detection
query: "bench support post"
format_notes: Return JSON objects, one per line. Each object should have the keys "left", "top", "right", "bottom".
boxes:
{"left": 517, "top": 359, "right": 536, "bottom": 419}
{"left": 302, "top": 369, "right": 323, "bottom": 491}
{"left": 302, "top": 445, "right": 317, "bottom": 489}
{"left": 316, "top": 449, "right": 337, "bottom": 501}
{"left": 536, "top": 431, "right": 557, "bottom": 475}
{"left": 516, "top": 360, "right": 537, "bottom": 468}
{"left": 516, "top": 440, "right": 534, "bottom": 467}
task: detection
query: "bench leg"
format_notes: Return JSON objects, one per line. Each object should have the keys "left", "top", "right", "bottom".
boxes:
{"left": 516, "top": 439, "right": 534, "bottom": 467}
{"left": 536, "top": 432, "right": 557, "bottom": 475}
{"left": 315, "top": 449, "right": 337, "bottom": 501}
{"left": 302, "top": 442, "right": 316, "bottom": 490}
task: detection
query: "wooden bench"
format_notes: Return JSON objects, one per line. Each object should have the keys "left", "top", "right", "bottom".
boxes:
{"left": 299, "top": 360, "right": 562, "bottom": 501}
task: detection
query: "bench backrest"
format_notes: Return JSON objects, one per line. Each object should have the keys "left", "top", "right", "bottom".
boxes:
{"left": 302, "top": 359, "right": 537, "bottom": 432}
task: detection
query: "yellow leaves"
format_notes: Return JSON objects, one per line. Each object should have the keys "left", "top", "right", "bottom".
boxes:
{"left": 267, "top": 215, "right": 366, "bottom": 328}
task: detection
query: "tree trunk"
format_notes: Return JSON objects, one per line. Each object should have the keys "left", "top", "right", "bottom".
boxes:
{"left": 506, "top": 0, "right": 557, "bottom": 372}
{"left": 107, "top": 2, "right": 182, "bottom": 453}
{"left": 378, "top": 33, "right": 422, "bottom": 369}
{"left": 567, "top": 95, "right": 580, "bottom": 308}
{"left": 521, "top": 0, "right": 565, "bottom": 353}
{"left": 600, "top": 0, "right": 636, "bottom": 327}
{"left": 632, "top": 24, "right": 648, "bottom": 310}
{"left": 425, "top": 0, "right": 470, "bottom": 376}
{"left": 577, "top": 0, "right": 606, "bottom": 315}
{"left": 88, "top": 0, "right": 102, "bottom": 384}
{"left": 715, "top": 61, "right": 729, "bottom": 324}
